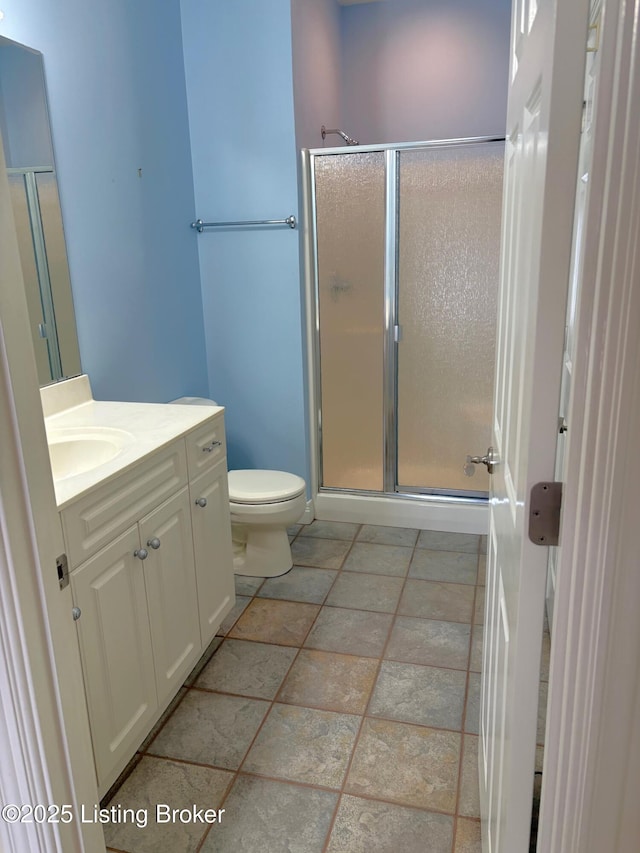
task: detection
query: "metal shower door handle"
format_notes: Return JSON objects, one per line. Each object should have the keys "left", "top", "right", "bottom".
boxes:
{"left": 464, "top": 446, "right": 497, "bottom": 476}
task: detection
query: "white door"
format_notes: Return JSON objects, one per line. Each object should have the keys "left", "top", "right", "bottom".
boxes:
{"left": 479, "top": 0, "right": 590, "bottom": 849}
{"left": 546, "top": 1, "right": 602, "bottom": 629}
{"left": 140, "top": 488, "right": 201, "bottom": 705}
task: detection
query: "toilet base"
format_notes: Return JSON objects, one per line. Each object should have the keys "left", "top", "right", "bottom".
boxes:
{"left": 232, "top": 525, "right": 293, "bottom": 578}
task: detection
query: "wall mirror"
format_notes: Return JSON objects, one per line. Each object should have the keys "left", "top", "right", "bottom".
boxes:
{"left": 0, "top": 36, "right": 81, "bottom": 385}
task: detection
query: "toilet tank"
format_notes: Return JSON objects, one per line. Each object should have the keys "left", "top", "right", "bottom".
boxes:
{"left": 171, "top": 396, "right": 219, "bottom": 406}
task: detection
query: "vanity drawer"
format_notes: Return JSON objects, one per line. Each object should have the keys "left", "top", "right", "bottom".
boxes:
{"left": 62, "top": 441, "right": 188, "bottom": 569}
{"left": 185, "top": 414, "right": 226, "bottom": 479}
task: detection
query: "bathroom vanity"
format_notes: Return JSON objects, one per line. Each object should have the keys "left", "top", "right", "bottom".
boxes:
{"left": 41, "top": 377, "right": 235, "bottom": 795}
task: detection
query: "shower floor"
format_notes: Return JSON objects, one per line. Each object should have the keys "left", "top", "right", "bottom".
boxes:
{"left": 102, "top": 521, "right": 490, "bottom": 853}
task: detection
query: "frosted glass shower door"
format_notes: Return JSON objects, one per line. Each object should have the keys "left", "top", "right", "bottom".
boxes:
{"left": 396, "top": 143, "right": 504, "bottom": 495}
{"left": 315, "top": 152, "right": 386, "bottom": 490}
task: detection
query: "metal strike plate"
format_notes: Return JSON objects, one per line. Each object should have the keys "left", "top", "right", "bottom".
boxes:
{"left": 57, "top": 553, "right": 69, "bottom": 590}
{"left": 528, "top": 482, "right": 563, "bottom": 546}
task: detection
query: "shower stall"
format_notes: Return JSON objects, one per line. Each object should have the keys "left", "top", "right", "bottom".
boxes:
{"left": 301, "top": 137, "right": 504, "bottom": 531}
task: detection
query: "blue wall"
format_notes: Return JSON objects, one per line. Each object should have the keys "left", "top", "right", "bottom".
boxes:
{"left": 0, "top": 0, "right": 208, "bottom": 403}
{"left": 181, "top": 0, "right": 308, "bottom": 481}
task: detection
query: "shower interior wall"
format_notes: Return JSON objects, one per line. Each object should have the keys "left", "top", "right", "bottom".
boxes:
{"left": 292, "top": 0, "right": 511, "bottom": 149}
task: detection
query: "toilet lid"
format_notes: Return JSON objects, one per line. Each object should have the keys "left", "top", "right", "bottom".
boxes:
{"left": 228, "top": 469, "right": 306, "bottom": 504}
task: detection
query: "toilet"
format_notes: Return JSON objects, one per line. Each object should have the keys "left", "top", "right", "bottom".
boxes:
{"left": 171, "top": 397, "right": 306, "bottom": 578}
{"left": 228, "top": 469, "right": 306, "bottom": 578}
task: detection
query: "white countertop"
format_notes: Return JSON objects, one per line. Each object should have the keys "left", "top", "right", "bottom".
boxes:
{"left": 42, "top": 376, "right": 223, "bottom": 509}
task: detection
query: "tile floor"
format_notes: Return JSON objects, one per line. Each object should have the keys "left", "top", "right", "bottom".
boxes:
{"left": 103, "top": 522, "right": 489, "bottom": 853}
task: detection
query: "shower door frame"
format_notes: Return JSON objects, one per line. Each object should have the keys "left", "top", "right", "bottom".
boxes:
{"left": 301, "top": 136, "right": 505, "bottom": 528}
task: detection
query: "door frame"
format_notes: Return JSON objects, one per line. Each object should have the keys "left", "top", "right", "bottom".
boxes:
{"left": 0, "top": 132, "right": 104, "bottom": 851}
{"left": 538, "top": 0, "right": 640, "bottom": 848}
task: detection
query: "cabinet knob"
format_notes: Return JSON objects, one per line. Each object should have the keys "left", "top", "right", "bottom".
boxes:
{"left": 134, "top": 548, "right": 149, "bottom": 560}
{"left": 147, "top": 537, "right": 161, "bottom": 550}
{"left": 202, "top": 440, "right": 221, "bottom": 453}
{"left": 195, "top": 497, "right": 208, "bottom": 508}
{"left": 72, "top": 606, "right": 81, "bottom": 621}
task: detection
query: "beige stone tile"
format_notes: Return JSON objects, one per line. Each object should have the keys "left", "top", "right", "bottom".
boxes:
{"left": 290, "top": 536, "right": 352, "bottom": 568}
{"left": 183, "top": 636, "right": 223, "bottom": 687}
{"left": 257, "top": 566, "right": 337, "bottom": 604}
{"left": 469, "top": 625, "right": 483, "bottom": 673}
{"left": 234, "top": 574, "right": 264, "bottom": 597}
{"left": 304, "top": 606, "right": 393, "bottom": 657}
{"left": 149, "top": 690, "right": 269, "bottom": 770}
{"left": 537, "top": 680, "right": 548, "bottom": 746}
{"left": 416, "top": 531, "right": 480, "bottom": 553}
{"left": 216, "top": 595, "right": 251, "bottom": 636}
{"left": 201, "top": 775, "right": 337, "bottom": 852}
{"left": 455, "top": 817, "right": 482, "bottom": 852}
{"left": 327, "top": 795, "right": 453, "bottom": 853}
{"left": 346, "top": 718, "right": 461, "bottom": 812}
{"left": 477, "top": 555, "right": 486, "bottom": 586}
{"left": 398, "top": 580, "right": 475, "bottom": 623}
{"left": 409, "top": 549, "right": 478, "bottom": 585}
{"left": 299, "top": 520, "right": 360, "bottom": 540}
{"left": 357, "top": 525, "right": 419, "bottom": 547}
{"left": 464, "top": 673, "right": 481, "bottom": 735}
{"left": 195, "top": 639, "right": 297, "bottom": 699}
{"left": 540, "top": 630, "right": 551, "bottom": 682}
{"left": 458, "top": 735, "right": 480, "bottom": 818}
{"left": 385, "top": 616, "right": 471, "bottom": 670}
{"left": 369, "top": 661, "right": 466, "bottom": 730}
{"left": 103, "top": 756, "right": 233, "bottom": 853}
{"left": 326, "top": 571, "right": 404, "bottom": 613}
{"left": 138, "top": 688, "right": 188, "bottom": 752}
{"left": 277, "top": 649, "right": 378, "bottom": 714}
{"left": 342, "top": 543, "right": 413, "bottom": 577}
{"left": 243, "top": 704, "right": 360, "bottom": 788}
{"left": 474, "top": 586, "right": 486, "bottom": 626}
{"left": 229, "top": 598, "right": 320, "bottom": 646}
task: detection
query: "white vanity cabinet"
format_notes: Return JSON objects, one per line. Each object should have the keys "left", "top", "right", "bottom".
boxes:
{"left": 190, "top": 459, "right": 235, "bottom": 647}
{"left": 138, "top": 487, "right": 201, "bottom": 706}
{"left": 64, "top": 412, "right": 235, "bottom": 794}
{"left": 70, "top": 527, "right": 158, "bottom": 788}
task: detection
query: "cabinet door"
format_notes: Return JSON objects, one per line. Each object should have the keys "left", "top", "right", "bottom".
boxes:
{"left": 140, "top": 488, "right": 201, "bottom": 705}
{"left": 71, "top": 527, "right": 157, "bottom": 789}
{"left": 189, "top": 459, "right": 235, "bottom": 646}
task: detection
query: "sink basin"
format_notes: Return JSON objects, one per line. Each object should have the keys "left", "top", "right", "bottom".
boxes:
{"left": 47, "top": 426, "right": 134, "bottom": 480}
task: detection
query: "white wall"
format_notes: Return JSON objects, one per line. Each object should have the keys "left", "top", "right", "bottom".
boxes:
{"left": 340, "top": 0, "right": 511, "bottom": 145}
{"left": 291, "top": 0, "right": 343, "bottom": 149}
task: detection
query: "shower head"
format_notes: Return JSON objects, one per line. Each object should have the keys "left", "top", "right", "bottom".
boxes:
{"left": 321, "top": 125, "right": 359, "bottom": 146}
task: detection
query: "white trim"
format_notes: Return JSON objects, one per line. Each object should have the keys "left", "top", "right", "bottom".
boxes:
{"left": 539, "top": 0, "right": 640, "bottom": 848}
{"left": 0, "top": 130, "right": 104, "bottom": 851}
{"left": 0, "top": 366, "right": 65, "bottom": 851}
{"left": 314, "top": 491, "right": 488, "bottom": 533}
{"left": 298, "top": 499, "right": 315, "bottom": 525}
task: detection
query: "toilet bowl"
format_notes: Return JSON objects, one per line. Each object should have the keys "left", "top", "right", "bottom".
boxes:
{"left": 229, "top": 469, "right": 306, "bottom": 578}
{"left": 171, "top": 397, "right": 306, "bottom": 578}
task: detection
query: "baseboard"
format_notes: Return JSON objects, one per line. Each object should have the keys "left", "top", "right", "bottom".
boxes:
{"left": 313, "top": 491, "right": 488, "bottom": 533}
{"left": 298, "top": 499, "right": 314, "bottom": 525}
